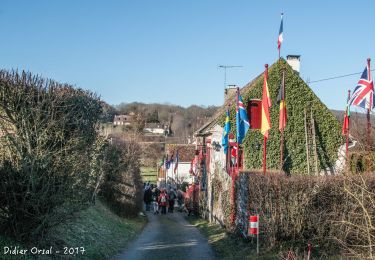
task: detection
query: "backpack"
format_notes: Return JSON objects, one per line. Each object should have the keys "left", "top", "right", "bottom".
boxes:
{"left": 160, "top": 195, "right": 166, "bottom": 203}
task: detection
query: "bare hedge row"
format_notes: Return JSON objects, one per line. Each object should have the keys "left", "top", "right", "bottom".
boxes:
{"left": 0, "top": 71, "right": 142, "bottom": 241}
{"left": 240, "top": 172, "right": 375, "bottom": 258}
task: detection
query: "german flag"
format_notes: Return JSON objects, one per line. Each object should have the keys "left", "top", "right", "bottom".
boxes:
{"left": 277, "top": 79, "right": 287, "bottom": 132}
{"left": 261, "top": 64, "right": 271, "bottom": 139}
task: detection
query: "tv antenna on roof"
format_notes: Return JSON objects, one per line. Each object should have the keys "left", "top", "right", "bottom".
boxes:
{"left": 218, "top": 65, "right": 243, "bottom": 89}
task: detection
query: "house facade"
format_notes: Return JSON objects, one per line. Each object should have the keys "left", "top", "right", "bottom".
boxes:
{"left": 194, "top": 59, "right": 345, "bottom": 225}
{"left": 113, "top": 114, "right": 134, "bottom": 125}
{"left": 144, "top": 123, "right": 167, "bottom": 135}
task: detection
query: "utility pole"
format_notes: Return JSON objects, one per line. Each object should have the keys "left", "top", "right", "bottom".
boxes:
{"left": 218, "top": 65, "right": 243, "bottom": 88}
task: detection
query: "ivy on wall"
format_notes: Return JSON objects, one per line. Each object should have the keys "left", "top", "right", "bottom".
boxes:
{"left": 219, "top": 59, "right": 343, "bottom": 174}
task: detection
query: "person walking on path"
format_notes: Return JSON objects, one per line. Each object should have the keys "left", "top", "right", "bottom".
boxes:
{"left": 177, "top": 189, "right": 184, "bottom": 212}
{"left": 143, "top": 185, "right": 153, "bottom": 211}
{"left": 158, "top": 189, "right": 169, "bottom": 214}
{"left": 168, "top": 188, "right": 177, "bottom": 213}
{"left": 152, "top": 186, "right": 160, "bottom": 214}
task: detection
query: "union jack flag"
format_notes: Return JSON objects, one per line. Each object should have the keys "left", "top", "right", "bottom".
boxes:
{"left": 349, "top": 61, "right": 374, "bottom": 110}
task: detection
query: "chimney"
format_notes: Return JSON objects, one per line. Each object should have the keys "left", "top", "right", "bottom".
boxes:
{"left": 286, "top": 55, "right": 301, "bottom": 74}
{"left": 224, "top": 85, "right": 237, "bottom": 103}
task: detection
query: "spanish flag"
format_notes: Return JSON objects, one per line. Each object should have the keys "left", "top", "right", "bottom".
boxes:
{"left": 261, "top": 64, "right": 271, "bottom": 139}
{"left": 277, "top": 78, "right": 287, "bottom": 132}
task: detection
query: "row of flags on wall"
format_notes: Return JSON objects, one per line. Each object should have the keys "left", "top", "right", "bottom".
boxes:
{"left": 221, "top": 13, "right": 287, "bottom": 169}
{"left": 219, "top": 11, "right": 373, "bottom": 166}
{"left": 221, "top": 65, "right": 287, "bottom": 153}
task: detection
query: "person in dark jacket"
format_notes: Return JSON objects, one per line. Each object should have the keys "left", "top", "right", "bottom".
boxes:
{"left": 177, "top": 189, "right": 184, "bottom": 212}
{"left": 168, "top": 188, "right": 177, "bottom": 213}
{"left": 143, "top": 186, "right": 153, "bottom": 211}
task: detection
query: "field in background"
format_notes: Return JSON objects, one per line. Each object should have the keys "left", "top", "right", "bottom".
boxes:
{"left": 141, "top": 167, "right": 158, "bottom": 184}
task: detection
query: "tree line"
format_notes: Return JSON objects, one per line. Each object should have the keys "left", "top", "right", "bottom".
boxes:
{"left": 114, "top": 102, "right": 219, "bottom": 140}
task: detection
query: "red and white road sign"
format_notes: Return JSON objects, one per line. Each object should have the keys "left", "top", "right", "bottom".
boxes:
{"left": 248, "top": 215, "right": 259, "bottom": 235}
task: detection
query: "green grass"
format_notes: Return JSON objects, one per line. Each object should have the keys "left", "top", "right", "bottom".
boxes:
{"left": 0, "top": 200, "right": 146, "bottom": 260}
{"left": 186, "top": 216, "right": 277, "bottom": 260}
{"left": 141, "top": 167, "right": 157, "bottom": 183}
{"left": 44, "top": 199, "right": 147, "bottom": 259}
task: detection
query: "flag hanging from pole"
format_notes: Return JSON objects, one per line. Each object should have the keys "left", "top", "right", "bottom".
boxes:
{"left": 261, "top": 65, "right": 271, "bottom": 139}
{"left": 222, "top": 109, "right": 231, "bottom": 154}
{"left": 349, "top": 59, "right": 374, "bottom": 110}
{"left": 342, "top": 92, "right": 351, "bottom": 135}
{"left": 277, "top": 81, "right": 287, "bottom": 131}
{"left": 236, "top": 91, "right": 250, "bottom": 144}
{"left": 166, "top": 152, "right": 174, "bottom": 169}
{"left": 164, "top": 155, "right": 168, "bottom": 169}
{"left": 277, "top": 13, "right": 283, "bottom": 51}
{"left": 174, "top": 150, "right": 179, "bottom": 174}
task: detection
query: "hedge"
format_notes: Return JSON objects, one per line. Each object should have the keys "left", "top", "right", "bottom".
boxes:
{"left": 239, "top": 172, "right": 375, "bottom": 258}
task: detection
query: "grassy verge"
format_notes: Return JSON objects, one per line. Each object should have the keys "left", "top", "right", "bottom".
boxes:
{"left": 45, "top": 199, "right": 146, "bottom": 259}
{"left": 186, "top": 216, "right": 277, "bottom": 259}
{"left": 0, "top": 199, "right": 146, "bottom": 260}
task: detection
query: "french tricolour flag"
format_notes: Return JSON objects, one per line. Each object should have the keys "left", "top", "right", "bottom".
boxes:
{"left": 277, "top": 13, "right": 283, "bottom": 50}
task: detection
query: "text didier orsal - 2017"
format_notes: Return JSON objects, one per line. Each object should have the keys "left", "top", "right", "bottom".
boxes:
{"left": 3, "top": 246, "right": 86, "bottom": 256}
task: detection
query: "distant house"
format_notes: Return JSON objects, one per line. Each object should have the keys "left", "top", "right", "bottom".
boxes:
{"left": 144, "top": 123, "right": 167, "bottom": 135}
{"left": 113, "top": 114, "right": 134, "bottom": 126}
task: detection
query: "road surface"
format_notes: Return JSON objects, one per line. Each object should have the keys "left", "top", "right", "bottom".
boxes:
{"left": 115, "top": 211, "right": 217, "bottom": 260}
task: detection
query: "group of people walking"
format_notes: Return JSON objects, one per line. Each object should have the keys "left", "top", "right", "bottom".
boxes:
{"left": 143, "top": 182, "right": 183, "bottom": 215}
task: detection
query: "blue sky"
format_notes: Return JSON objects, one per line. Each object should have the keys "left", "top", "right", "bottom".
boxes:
{"left": 0, "top": 1, "right": 374, "bottom": 110}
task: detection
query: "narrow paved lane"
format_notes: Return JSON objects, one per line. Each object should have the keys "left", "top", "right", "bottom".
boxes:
{"left": 115, "top": 212, "right": 216, "bottom": 260}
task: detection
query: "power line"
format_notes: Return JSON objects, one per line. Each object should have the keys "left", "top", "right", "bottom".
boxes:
{"left": 309, "top": 69, "right": 375, "bottom": 84}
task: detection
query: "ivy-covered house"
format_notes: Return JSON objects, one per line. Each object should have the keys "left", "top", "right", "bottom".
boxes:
{"left": 194, "top": 59, "right": 344, "bottom": 224}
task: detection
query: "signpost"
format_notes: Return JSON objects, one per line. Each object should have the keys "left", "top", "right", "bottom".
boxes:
{"left": 248, "top": 215, "right": 259, "bottom": 255}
